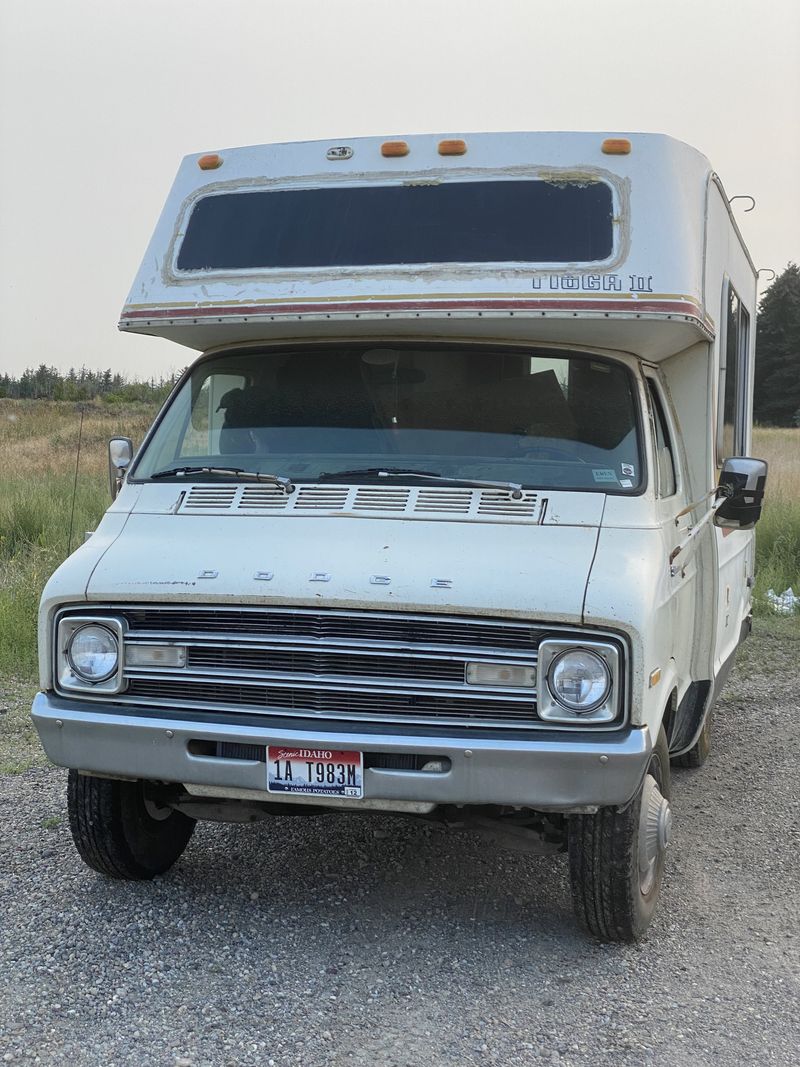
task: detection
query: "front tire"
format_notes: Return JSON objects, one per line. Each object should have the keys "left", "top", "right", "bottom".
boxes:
{"left": 67, "top": 771, "right": 195, "bottom": 880}
{"left": 568, "top": 728, "right": 672, "bottom": 942}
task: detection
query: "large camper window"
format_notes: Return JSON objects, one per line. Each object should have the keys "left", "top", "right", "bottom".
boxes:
{"left": 176, "top": 180, "right": 614, "bottom": 271}
{"left": 133, "top": 345, "right": 642, "bottom": 495}
{"left": 717, "top": 283, "right": 750, "bottom": 464}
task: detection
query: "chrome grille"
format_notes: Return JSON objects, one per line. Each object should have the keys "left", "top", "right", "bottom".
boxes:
{"left": 126, "top": 678, "right": 537, "bottom": 725}
{"left": 121, "top": 607, "right": 540, "bottom": 652}
{"left": 102, "top": 606, "right": 542, "bottom": 731}
{"left": 185, "top": 645, "right": 467, "bottom": 682}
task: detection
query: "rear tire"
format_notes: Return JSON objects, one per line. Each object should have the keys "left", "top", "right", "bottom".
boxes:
{"left": 67, "top": 771, "right": 195, "bottom": 880}
{"left": 568, "top": 728, "right": 671, "bottom": 942}
{"left": 672, "top": 712, "right": 712, "bottom": 768}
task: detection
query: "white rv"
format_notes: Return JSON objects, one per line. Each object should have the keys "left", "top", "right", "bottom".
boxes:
{"left": 33, "top": 132, "right": 767, "bottom": 941}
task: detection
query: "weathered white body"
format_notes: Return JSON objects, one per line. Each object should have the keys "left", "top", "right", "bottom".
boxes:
{"left": 32, "top": 132, "right": 760, "bottom": 935}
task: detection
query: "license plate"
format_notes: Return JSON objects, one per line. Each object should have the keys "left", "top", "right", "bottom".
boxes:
{"left": 267, "top": 747, "right": 363, "bottom": 799}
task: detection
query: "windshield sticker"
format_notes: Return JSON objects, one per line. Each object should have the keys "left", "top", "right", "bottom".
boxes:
{"left": 592, "top": 468, "right": 619, "bottom": 484}
{"left": 619, "top": 478, "right": 634, "bottom": 488}
{"left": 621, "top": 463, "right": 636, "bottom": 477}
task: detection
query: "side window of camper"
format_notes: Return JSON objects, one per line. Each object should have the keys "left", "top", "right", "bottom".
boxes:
{"left": 717, "top": 283, "right": 750, "bottom": 464}
{"left": 645, "top": 380, "right": 676, "bottom": 498}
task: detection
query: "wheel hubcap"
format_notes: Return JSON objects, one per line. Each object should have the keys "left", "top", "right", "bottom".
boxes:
{"left": 638, "top": 773, "right": 671, "bottom": 896}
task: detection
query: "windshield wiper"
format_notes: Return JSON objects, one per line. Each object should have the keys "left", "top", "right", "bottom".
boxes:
{"left": 317, "top": 467, "right": 523, "bottom": 498}
{"left": 317, "top": 466, "right": 440, "bottom": 482}
{"left": 149, "top": 466, "right": 295, "bottom": 494}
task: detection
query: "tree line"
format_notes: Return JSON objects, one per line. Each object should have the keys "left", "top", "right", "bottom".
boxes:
{"left": 0, "top": 365, "right": 178, "bottom": 404}
{"left": 754, "top": 263, "right": 800, "bottom": 427}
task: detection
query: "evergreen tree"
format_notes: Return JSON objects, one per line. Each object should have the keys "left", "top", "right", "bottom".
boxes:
{"left": 754, "top": 263, "right": 800, "bottom": 426}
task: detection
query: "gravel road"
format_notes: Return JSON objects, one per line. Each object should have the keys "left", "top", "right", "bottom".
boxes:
{"left": 1, "top": 622, "right": 798, "bottom": 1067}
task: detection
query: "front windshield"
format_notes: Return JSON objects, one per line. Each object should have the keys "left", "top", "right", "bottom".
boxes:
{"left": 133, "top": 345, "right": 643, "bottom": 493}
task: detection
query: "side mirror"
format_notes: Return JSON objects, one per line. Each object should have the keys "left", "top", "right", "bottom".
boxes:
{"left": 714, "top": 457, "right": 768, "bottom": 530}
{"left": 108, "top": 437, "right": 133, "bottom": 500}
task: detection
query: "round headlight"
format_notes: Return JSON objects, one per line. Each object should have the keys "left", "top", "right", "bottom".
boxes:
{"left": 547, "top": 649, "right": 611, "bottom": 712}
{"left": 67, "top": 624, "right": 119, "bottom": 682}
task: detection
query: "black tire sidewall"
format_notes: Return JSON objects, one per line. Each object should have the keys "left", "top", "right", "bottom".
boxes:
{"left": 118, "top": 781, "right": 195, "bottom": 878}
{"left": 67, "top": 771, "right": 195, "bottom": 880}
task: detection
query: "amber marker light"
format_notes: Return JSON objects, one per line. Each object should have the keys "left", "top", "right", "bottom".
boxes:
{"left": 601, "top": 138, "right": 631, "bottom": 155}
{"left": 198, "top": 153, "right": 223, "bottom": 170}
{"left": 381, "top": 140, "right": 410, "bottom": 157}
{"left": 438, "top": 139, "right": 467, "bottom": 156}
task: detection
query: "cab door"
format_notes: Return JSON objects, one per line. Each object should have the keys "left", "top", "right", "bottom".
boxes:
{"left": 643, "top": 371, "right": 696, "bottom": 691}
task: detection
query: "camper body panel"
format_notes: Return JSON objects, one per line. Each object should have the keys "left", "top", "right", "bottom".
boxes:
{"left": 120, "top": 132, "right": 713, "bottom": 359}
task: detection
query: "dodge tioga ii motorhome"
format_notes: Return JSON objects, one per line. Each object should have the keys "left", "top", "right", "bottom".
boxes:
{"left": 33, "top": 132, "right": 767, "bottom": 940}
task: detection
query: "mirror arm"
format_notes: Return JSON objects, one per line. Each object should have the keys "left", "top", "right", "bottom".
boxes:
{"left": 668, "top": 488, "right": 731, "bottom": 573}
{"left": 672, "top": 485, "right": 731, "bottom": 525}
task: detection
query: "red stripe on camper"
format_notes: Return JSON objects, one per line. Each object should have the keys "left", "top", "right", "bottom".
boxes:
{"left": 120, "top": 297, "right": 706, "bottom": 321}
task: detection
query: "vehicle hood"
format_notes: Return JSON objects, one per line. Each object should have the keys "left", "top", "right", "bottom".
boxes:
{"left": 85, "top": 506, "right": 603, "bottom": 623}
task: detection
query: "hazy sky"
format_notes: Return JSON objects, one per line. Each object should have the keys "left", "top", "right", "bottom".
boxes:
{"left": 1, "top": 0, "right": 798, "bottom": 380}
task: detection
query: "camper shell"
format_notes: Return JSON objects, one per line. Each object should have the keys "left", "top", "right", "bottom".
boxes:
{"left": 33, "top": 132, "right": 765, "bottom": 941}
{"left": 121, "top": 131, "right": 720, "bottom": 356}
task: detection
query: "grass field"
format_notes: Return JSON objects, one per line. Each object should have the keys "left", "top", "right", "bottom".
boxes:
{"left": 747, "top": 426, "right": 800, "bottom": 609}
{"left": 0, "top": 399, "right": 158, "bottom": 677}
{"left": 1, "top": 398, "right": 798, "bottom": 680}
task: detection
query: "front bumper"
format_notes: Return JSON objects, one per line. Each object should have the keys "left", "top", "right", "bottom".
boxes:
{"left": 32, "top": 692, "right": 652, "bottom": 812}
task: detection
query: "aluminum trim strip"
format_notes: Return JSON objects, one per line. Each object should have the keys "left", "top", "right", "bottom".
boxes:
{"left": 122, "top": 669, "right": 538, "bottom": 702}
{"left": 124, "top": 634, "right": 540, "bottom": 662}
{"left": 109, "top": 604, "right": 543, "bottom": 629}
{"left": 102, "top": 691, "right": 544, "bottom": 731}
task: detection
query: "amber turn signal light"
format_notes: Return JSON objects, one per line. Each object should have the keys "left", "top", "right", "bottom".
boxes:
{"left": 381, "top": 140, "right": 410, "bottom": 158}
{"left": 438, "top": 139, "right": 467, "bottom": 156}
{"left": 601, "top": 138, "right": 631, "bottom": 155}
{"left": 198, "top": 153, "right": 223, "bottom": 170}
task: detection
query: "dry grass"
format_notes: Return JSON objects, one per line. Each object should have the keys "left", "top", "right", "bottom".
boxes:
{"left": 752, "top": 426, "right": 800, "bottom": 498}
{"left": 0, "top": 398, "right": 156, "bottom": 478}
{"left": 0, "top": 399, "right": 160, "bottom": 677}
{"left": 750, "top": 426, "right": 800, "bottom": 612}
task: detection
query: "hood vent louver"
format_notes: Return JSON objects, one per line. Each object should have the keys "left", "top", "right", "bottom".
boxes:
{"left": 294, "top": 487, "right": 350, "bottom": 510}
{"left": 415, "top": 488, "right": 473, "bottom": 513}
{"left": 353, "top": 487, "right": 411, "bottom": 511}
{"left": 477, "top": 490, "right": 539, "bottom": 517}
{"left": 180, "top": 484, "right": 544, "bottom": 523}
{"left": 179, "top": 486, "right": 238, "bottom": 509}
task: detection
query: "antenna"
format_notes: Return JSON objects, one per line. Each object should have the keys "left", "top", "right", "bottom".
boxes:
{"left": 67, "top": 405, "right": 85, "bottom": 557}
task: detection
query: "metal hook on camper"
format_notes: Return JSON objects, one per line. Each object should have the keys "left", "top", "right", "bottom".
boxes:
{"left": 728, "top": 195, "right": 755, "bottom": 212}
{"left": 757, "top": 268, "right": 776, "bottom": 282}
